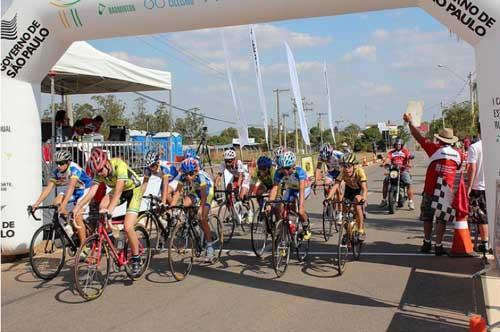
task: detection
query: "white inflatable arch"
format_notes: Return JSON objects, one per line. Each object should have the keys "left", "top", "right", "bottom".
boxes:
{"left": 1, "top": 0, "right": 500, "bottom": 256}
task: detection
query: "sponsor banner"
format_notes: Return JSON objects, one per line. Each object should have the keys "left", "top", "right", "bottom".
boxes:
{"left": 222, "top": 31, "right": 249, "bottom": 147}
{"left": 301, "top": 157, "right": 314, "bottom": 177}
{"left": 50, "top": 0, "right": 84, "bottom": 29}
{"left": 144, "top": 0, "right": 194, "bottom": 10}
{"left": 98, "top": 3, "right": 136, "bottom": 15}
{"left": 285, "top": 42, "right": 310, "bottom": 146}
{"left": 323, "top": 62, "right": 336, "bottom": 145}
{"left": 249, "top": 25, "right": 269, "bottom": 148}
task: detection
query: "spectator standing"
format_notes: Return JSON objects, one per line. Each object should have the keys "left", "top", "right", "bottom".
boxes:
{"left": 403, "top": 112, "right": 462, "bottom": 255}
{"left": 467, "top": 124, "right": 489, "bottom": 253}
{"left": 55, "top": 110, "right": 69, "bottom": 143}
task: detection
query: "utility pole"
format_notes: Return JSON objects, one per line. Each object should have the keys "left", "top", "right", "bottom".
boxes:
{"left": 273, "top": 88, "right": 290, "bottom": 148}
{"left": 441, "top": 102, "right": 446, "bottom": 128}
{"left": 282, "top": 113, "right": 290, "bottom": 149}
{"left": 317, "top": 112, "right": 327, "bottom": 145}
{"left": 269, "top": 118, "right": 273, "bottom": 149}
{"left": 469, "top": 72, "right": 476, "bottom": 129}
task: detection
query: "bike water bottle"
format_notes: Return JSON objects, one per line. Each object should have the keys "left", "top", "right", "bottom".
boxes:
{"left": 288, "top": 220, "right": 297, "bottom": 235}
{"left": 64, "top": 223, "right": 74, "bottom": 237}
{"left": 116, "top": 231, "right": 125, "bottom": 250}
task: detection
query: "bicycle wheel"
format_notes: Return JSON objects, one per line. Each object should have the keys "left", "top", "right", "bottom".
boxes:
{"left": 337, "top": 221, "right": 348, "bottom": 275}
{"left": 351, "top": 223, "right": 363, "bottom": 261}
{"left": 206, "top": 214, "right": 224, "bottom": 262}
{"left": 251, "top": 211, "right": 269, "bottom": 258}
{"left": 124, "top": 224, "right": 151, "bottom": 280}
{"left": 74, "top": 234, "right": 110, "bottom": 301}
{"left": 138, "top": 213, "right": 161, "bottom": 255}
{"left": 322, "top": 202, "right": 334, "bottom": 242}
{"left": 168, "top": 221, "right": 194, "bottom": 281}
{"left": 218, "top": 203, "right": 236, "bottom": 244}
{"left": 271, "top": 220, "right": 291, "bottom": 278}
{"left": 29, "top": 223, "right": 66, "bottom": 280}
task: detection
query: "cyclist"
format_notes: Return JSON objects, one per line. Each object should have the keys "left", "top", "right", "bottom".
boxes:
{"left": 185, "top": 147, "right": 203, "bottom": 170}
{"left": 250, "top": 156, "right": 276, "bottom": 197}
{"left": 73, "top": 148, "right": 144, "bottom": 276}
{"left": 30, "top": 150, "right": 92, "bottom": 244}
{"left": 328, "top": 153, "right": 368, "bottom": 238}
{"left": 141, "top": 150, "right": 178, "bottom": 205}
{"left": 379, "top": 138, "right": 415, "bottom": 210}
{"left": 314, "top": 143, "right": 344, "bottom": 216}
{"left": 340, "top": 142, "right": 351, "bottom": 154}
{"left": 215, "top": 148, "right": 249, "bottom": 201}
{"left": 169, "top": 158, "right": 216, "bottom": 261}
{"left": 267, "top": 151, "right": 312, "bottom": 240}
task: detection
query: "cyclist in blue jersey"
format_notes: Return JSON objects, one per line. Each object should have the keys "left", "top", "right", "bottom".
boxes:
{"left": 185, "top": 147, "right": 203, "bottom": 170}
{"left": 314, "top": 143, "right": 344, "bottom": 218}
{"left": 266, "top": 151, "right": 312, "bottom": 240}
{"left": 31, "top": 150, "right": 92, "bottom": 244}
{"left": 141, "top": 151, "right": 178, "bottom": 205}
{"left": 169, "top": 158, "right": 216, "bottom": 260}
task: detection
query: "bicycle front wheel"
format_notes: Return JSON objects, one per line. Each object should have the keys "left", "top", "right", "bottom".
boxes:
{"left": 29, "top": 223, "right": 66, "bottom": 280}
{"left": 218, "top": 203, "right": 236, "bottom": 244}
{"left": 271, "top": 220, "right": 291, "bottom": 278}
{"left": 124, "top": 224, "right": 152, "bottom": 280}
{"left": 251, "top": 211, "right": 269, "bottom": 258}
{"left": 351, "top": 223, "right": 363, "bottom": 261}
{"left": 168, "top": 221, "right": 194, "bottom": 281}
{"left": 322, "top": 202, "right": 334, "bottom": 242}
{"left": 337, "top": 221, "right": 348, "bottom": 275}
{"left": 138, "top": 213, "right": 160, "bottom": 255}
{"left": 73, "top": 234, "right": 110, "bottom": 301}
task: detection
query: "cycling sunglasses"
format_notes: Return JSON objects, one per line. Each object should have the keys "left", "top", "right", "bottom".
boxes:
{"left": 341, "top": 163, "right": 354, "bottom": 168}
{"left": 56, "top": 161, "right": 68, "bottom": 166}
{"left": 282, "top": 166, "right": 292, "bottom": 171}
{"left": 186, "top": 171, "right": 196, "bottom": 176}
{"left": 258, "top": 167, "right": 269, "bottom": 171}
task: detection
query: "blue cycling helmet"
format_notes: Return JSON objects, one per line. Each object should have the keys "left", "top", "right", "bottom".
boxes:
{"left": 184, "top": 148, "right": 197, "bottom": 159}
{"left": 181, "top": 158, "right": 197, "bottom": 173}
{"left": 257, "top": 156, "right": 273, "bottom": 169}
{"left": 319, "top": 143, "right": 333, "bottom": 160}
{"left": 278, "top": 151, "right": 296, "bottom": 168}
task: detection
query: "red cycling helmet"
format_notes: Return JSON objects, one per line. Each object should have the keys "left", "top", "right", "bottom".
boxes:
{"left": 90, "top": 148, "right": 108, "bottom": 172}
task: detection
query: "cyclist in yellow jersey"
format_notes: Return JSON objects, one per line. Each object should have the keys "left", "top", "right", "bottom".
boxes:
{"left": 250, "top": 156, "right": 275, "bottom": 196}
{"left": 73, "top": 148, "right": 144, "bottom": 276}
{"left": 328, "top": 153, "right": 368, "bottom": 238}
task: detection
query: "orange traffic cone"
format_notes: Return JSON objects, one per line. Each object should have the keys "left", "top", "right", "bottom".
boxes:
{"left": 469, "top": 315, "right": 487, "bottom": 332}
{"left": 451, "top": 173, "right": 476, "bottom": 257}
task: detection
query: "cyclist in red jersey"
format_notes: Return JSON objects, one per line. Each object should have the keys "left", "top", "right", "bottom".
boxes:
{"left": 379, "top": 138, "right": 415, "bottom": 210}
{"left": 404, "top": 113, "right": 462, "bottom": 255}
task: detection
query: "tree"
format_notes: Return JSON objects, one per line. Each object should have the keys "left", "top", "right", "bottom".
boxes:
{"left": 182, "top": 109, "right": 205, "bottom": 144}
{"left": 248, "top": 127, "right": 265, "bottom": 143}
{"left": 151, "top": 102, "right": 173, "bottom": 133}
{"left": 91, "top": 95, "right": 128, "bottom": 138}
{"left": 428, "top": 101, "right": 479, "bottom": 139}
{"left": 343, "top": 123, "right": 361, "bottom": 146}
{"left": 73, "top": 103, "right": 96, "bottom": 120}
{"left": 131, "top": 97, "right": 152, "bottom": 131}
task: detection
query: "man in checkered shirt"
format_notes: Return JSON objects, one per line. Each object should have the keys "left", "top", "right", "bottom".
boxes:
{"left": 403, "top": 113, "right": 463, "bottom": 255}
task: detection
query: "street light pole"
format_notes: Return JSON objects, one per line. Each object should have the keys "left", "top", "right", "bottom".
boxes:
{"left": 282, "top": 113, "right": 289, "bottom": 149}
{"left": 273, "top": 88, "right": 290, "bottom": 148}
{"left": 317, "top": 112, "right": 327, "bottom": 145}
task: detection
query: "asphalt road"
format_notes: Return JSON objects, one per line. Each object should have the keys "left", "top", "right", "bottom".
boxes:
{"left": 1, "top": 151, "right": 487, "bottom": 332}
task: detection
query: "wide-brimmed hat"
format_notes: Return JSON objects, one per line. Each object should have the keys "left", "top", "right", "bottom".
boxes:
{"left": 434, "top": 128, "right": 458, "bottom": 144}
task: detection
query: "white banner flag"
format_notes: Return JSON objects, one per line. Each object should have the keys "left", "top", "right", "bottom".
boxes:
{"left": 323, "top": 62, "right": 336, "bottom": 145}
{"left": 222, "top": 31, "right": 249, "bottom": 147}
{"left": 249, "top": 25, "right": 269, "bottom": 148}
{"left": 285, "top": 42, "right": 310, "bottom": 146}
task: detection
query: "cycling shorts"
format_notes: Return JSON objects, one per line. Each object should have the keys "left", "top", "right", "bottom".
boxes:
{"left": 187, "top": 187, "right": 214, "bottom": 209}
{"left": 344, "top": 186, "right": 361, "bottom": 201}
{"left": 110, "top": 187, "right": 143, "bottom": 214}
{"left": 283, "top": 187, "right": 312, "bottom": 202}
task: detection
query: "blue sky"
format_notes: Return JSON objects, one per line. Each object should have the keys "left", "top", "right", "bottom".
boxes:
{"left": 2, "top": 1, "right": 475, "bottom": 134}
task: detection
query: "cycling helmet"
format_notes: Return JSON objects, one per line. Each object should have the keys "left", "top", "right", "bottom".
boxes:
{"left": 319, "top": 143, "right": 333, "bottom": 160}
{"left": 223, "top": 149, "right": 236, "bottom": 160}
{"left": 181, "top": 158, "right": 197, "bottom": 173}
{"left": 341, "top": 153, "right": 358, "bottom": 165}
{"left": 278, "top": 151, "right": 296, "bottom": 168}
{"left": 393, "top": 138, "right": 404, "bottom": 149}
{"left": 144, "top": 150, "right": 160, "bottom": 167}
{"left": 273, "top": 146, "right": 286, "bottom": 159}
{"left": 54, "top": 150, "right": 71, "bottom": 163}
{"left": 90, "top": 148, "right": 108, "bottom": 172}
{"left": 257, "top": 156, "right": 273, "bottom": 169}
{"left": 184, "top": 148, "right": 197, "bottom": 159}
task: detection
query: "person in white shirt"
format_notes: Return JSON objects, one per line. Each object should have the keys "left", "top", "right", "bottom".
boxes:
{"left": 466, "top": 124, "right": 489, "bottom": 253}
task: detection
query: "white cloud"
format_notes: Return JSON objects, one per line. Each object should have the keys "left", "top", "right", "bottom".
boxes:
{"left": 263, "top": 61, "right": 324, "bottom": 75}
{"left": 342, "top": 45, "right": 377, "bottom": 62}
{"left": 425, "top": 79, "right": 450, "bottom": 90}
{"left": 108, "top": 51, "right": 167, "bottom": 70}
{"left": 360, "top": 81, "right": 395, "bottom": 96}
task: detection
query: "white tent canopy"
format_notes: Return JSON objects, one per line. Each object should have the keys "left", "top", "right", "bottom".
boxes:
{"left": 41, "top": 41, "right": 171, "bottom": 95}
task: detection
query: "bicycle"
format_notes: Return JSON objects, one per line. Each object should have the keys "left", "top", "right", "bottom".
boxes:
{"left": 250, "top": 194, "right": 270, "bottom": 258}
{"left": 314, "top": 183, "right": 341, "bottom": 241}
{"left": 27, "top": 205, "right": 92, "bottom": 280}
{"left": 138, "top": 194, "right": 177, "bottom": 255}
{"left": 168, "top": 206, "right": 223, "bottom": 281}
{"left": 73, "top": 213, "right": 151, "bottom": 301}
{"left": 267, "top": 199, "right": 310, "bottom": 278}
{"left": 335, "top": 199, "right": 365, "bottom": 275}
{"left": 216, "top": 188, "right": 256, "bottom": 244}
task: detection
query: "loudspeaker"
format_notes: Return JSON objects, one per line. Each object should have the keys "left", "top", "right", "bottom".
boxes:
{"left": 109, "top": 126, "right": 126, "bottom": 141}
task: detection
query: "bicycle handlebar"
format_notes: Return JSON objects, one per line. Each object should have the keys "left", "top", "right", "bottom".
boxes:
{"left": 27, "top": 205, "right": 59, "bottom": 221}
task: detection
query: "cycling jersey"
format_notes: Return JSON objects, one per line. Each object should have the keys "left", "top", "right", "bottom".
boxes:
{"left": 169, "top": 170, "right": 214, "bottom": 205}
{"left": 251, "top": 168, "right": 276, "bottom": 189}
{"left": 318, "top": 150, "right": 343, "bottom": 176}
{"left": 219, "top": 160, "right": 245, "bottom": 179}
{"left": 93, "top": 158, "right": 141, "bottom": 191}
{"left": 387, "top": 148, "right": 411, "bottom": 169}
{"left": 416, "top": 137, "right": 462, "bottom": 195}
{"left": 336, "top": 166, "right": 367, "bottom": 190}
{"left": 50, "top": 161, "right": 92, "bottom": 189}
{"left": 273, "top": 166, "right": 311, "bottom": 190}
{"left": 144, "top": 160, "right": 178, "bottom": 179}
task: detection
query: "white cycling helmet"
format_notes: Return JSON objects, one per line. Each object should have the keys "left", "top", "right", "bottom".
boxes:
{"left": 223, "top": 149, "right": 236, "bottom": 160}
{"left": 319, "top": 143, "right": 333, "bottom": 160}
{"left": 54, "top": 150, "right": 71, "bottom": 163}
{"left": 278, "top": 151, "right": 296, "bottom": 168}
{"left": 274, "top": 146, "right": 286, "bottom": 159}
{"left": 144, "top": 150, "right": 160, "bottom": 167}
